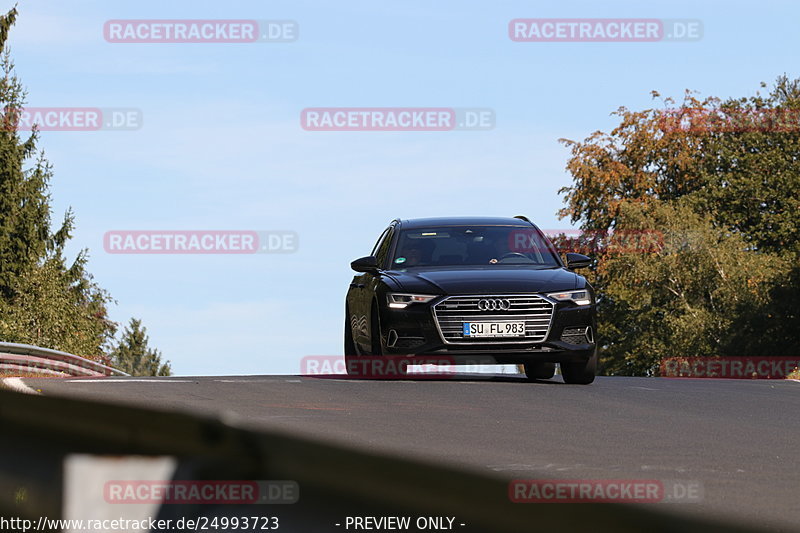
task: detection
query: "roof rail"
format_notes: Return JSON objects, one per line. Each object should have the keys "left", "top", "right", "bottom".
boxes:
{"left": 513, "top": 215, "right": 532, "bottom": 223}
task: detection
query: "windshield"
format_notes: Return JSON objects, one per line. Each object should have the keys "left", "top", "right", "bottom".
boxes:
{"left": 391, "top": 225, "right": 561, "bottom": 268}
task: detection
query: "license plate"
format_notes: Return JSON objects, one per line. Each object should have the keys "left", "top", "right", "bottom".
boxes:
{"left": 462, "top": 321, "right": 525, "bottom": 337}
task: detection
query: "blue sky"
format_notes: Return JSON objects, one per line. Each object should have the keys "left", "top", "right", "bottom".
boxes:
{"left": 4, "top": 0, "right": 797, "bottom": 374}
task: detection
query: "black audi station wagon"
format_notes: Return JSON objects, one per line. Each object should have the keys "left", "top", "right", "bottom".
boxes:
{"left": 344, "top": 216, "right": 597, "bottom": 384}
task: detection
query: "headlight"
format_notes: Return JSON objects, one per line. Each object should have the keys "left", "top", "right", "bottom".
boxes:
{"left": 387, "top": 293, "right": 437, "bottom": 309}
{"left": 546, "top": 290, "right": 592, "bottom": 306}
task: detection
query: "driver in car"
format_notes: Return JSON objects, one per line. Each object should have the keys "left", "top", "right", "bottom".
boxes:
{"left": 397, "top": 240, "right": 433, "bottom": 267}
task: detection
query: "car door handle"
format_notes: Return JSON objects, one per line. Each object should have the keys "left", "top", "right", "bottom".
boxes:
{"left": 350, "top": 283, "right": 365, "bottom": 289}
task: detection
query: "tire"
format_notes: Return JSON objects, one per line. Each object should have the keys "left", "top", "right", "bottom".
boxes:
{"left": 344, "top": 356, "right": 360, "bottom": 376}
{"left": 344, "top": 305, "right": 357, "bottom": 356}
{"left": 560, "top": 349, "right": 597, "bottom": 385}
{"left": 344, "top": 305, "right": 360, "bottom": 376}
{"left": 368, "top": 302, "right": 384, "bottom": 356}
{"left": 524, "top": 362, "right": 556, "bottom": 380}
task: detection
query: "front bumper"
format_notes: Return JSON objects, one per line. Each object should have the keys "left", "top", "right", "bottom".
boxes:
{"left": 378, "top": 295, "right": 596, "bottom": 365}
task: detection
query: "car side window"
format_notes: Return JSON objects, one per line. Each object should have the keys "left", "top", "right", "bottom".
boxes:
{"left": 373, "top": 227, "right": 395, "bottom": 268}
{"left": 371, "top": 227, "right": 391, "bottom": 257}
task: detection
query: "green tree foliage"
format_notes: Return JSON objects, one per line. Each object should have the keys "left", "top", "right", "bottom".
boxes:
{"left": 111, "top": 319, "right": 172, "bottom": 377}
{"left": 0, "top": 7, "right": 116, "bottom": 359}
{"left": 0, "top": 257, "right": 116, "bottom": 361}
{"left": 597, "top": 202, "right": 782, "bottom": 375}
{"left": 558, "top": 77, "right": 800, "bottom": 375}
{"left": 0, "top": 7, "right": 164, "bottom": 369}
{"left": 689, "top": 76, "right": 800, "bottom": 257}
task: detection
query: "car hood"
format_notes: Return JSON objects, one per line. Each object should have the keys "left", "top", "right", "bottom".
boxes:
{"left": 387, "top": 267, "right": 579, "bottom": 295}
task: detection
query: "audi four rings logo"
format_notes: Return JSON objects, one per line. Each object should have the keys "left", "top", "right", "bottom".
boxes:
{"left": 477, "top": 299, "right": 511, "bottom": 311}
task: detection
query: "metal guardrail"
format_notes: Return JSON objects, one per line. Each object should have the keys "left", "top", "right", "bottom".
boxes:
{"left": 0, "top": 341, "right": 127, "bottom": 377}
{"left": 0, "top": 388, "right": 763, "bottom": 533}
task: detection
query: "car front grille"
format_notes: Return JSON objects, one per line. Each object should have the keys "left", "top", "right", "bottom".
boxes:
{"left": 432, "top": 295, "right": 554, "bottom": 344}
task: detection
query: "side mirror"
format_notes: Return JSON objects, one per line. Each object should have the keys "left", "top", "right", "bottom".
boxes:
{"left": 351, "top": 256, "right": 379, "bottom": 273}
{"left": 565, "top": 252, "right": 592, "bottom": 270}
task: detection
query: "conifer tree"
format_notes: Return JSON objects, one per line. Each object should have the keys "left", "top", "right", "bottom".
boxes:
{"left": 0, "top": 7, "right": 116, "bottom": 359}
{"left": 111, "top": 319, "right": 172, "bottom": 377}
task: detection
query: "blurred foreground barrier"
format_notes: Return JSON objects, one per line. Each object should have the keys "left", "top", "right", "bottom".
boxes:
{"left": 0, "top": 388, "right": 760, "bottom": 532}
{"left": 0, "top": 342, "right": 126, "bottom": 377}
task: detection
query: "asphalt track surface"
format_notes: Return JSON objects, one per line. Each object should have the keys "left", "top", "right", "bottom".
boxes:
{"left": 21, "top": 373, "right": 800, "bottom": 532}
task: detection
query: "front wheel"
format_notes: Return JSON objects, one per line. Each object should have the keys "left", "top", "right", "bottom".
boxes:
{"left": 560, "top": 349, "right": 597, "bottom": 385}
{"left": 344, "top": 305, "right": 361, "bottom": 375}
{"left": 524, "top": 362, "right": 556, "bottom": 380}
{"left": 344, "top": 306, "right": 358, "bottom": 356}
{"left": 368, "top": 303, "right": 384, "bottom": 356}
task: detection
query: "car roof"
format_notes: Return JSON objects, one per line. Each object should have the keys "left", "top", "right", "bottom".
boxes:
{"left": 396, "top": 216, "right": 534, "bottom": 229}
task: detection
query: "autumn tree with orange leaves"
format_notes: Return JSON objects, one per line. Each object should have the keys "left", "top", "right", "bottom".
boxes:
{"left": 557, "top": 76, "right": 800, "bottom": 375}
